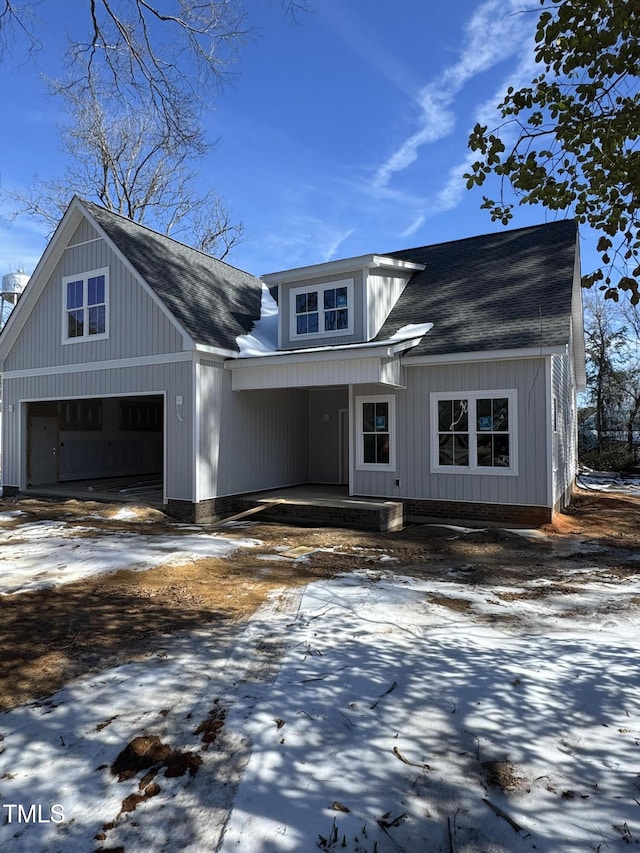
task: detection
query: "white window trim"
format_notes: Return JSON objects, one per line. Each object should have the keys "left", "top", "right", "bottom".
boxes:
{"left": 289, "top": 278, "right": 354, "bottom": 341}
{"left": 430, "top": 389, "right": 518, "bottom": 476}
{"left": 355, "top": 393, "right": 396, "bottom": 472}
{"left": 62, "top": 267, "right": 110, "bottom": 344}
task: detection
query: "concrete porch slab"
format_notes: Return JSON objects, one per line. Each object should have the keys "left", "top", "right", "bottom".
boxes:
{"left": 234, "top": 485, "right": 404, "bottom": 532}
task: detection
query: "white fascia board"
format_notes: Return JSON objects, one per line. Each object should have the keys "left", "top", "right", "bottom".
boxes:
{"left": 224, "top": 336, "right": 424, "bottom": 370}
{"left": 261, "top": 255, "right": 424, "bottom": 285}
{"left": 2, "top": 350, "right": 193, "bottom": 380}
{"left": 402, "top": 345, "right": 567, "bottom": 366}
{"left": 195, "top": 344, "right": 239, "bottom": 359}
{"left": 367, "top": 256, "right": 425, "bottom": 274}
{"left": 80, "top": 202, "right": 196, "bottom": 351}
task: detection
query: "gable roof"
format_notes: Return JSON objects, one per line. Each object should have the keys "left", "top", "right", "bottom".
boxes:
{"left": 82, "top": 199, "right": 263, "bottom": 351}
{"left": 375, "top": 219, "right": 578, "bottom": 357}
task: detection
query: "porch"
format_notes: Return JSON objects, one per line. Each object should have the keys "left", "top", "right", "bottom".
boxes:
{"left": 17, "top": 479, "right": 404, "bottom": 532}
{"left": 233, "top": 484, "right": 404, "bottom": 532}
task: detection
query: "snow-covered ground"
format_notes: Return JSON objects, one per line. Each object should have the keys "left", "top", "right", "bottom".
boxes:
{"left": 0, "top": 513, "right": 261, "bottom": 594}
{"left": 577, "top": 470, "right": 640, "bottom": 494}
{"left": 1, "top": 519, "right": 640, "bottom": 852}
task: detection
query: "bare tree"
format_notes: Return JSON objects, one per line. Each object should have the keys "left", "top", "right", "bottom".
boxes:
{"left": 1, "top": 1, "right": 307, "bottom": 141}
{"left": 618, "top": 300, "right": 640, "bottom": 456}
{"left": 584, "top": 294, "right": 626, "bottom": 450}
{"left": 584, "top": 293, "right": 640, "bottom": 463}
{"left": 8, "top": 83, "right": 243, "bottom": 258}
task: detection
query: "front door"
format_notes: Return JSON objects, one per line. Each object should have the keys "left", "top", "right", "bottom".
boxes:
{"left": 29, "top": 416, "right": 59, "bottom": 485}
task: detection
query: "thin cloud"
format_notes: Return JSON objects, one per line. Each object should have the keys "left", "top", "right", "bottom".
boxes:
{"left": 426, "top": 48, "right": 541, "bottom": 219}
{"left": 372, "top": 0, "right": 534, "bottom": 191}
{"left": 261, "top": 218, "right": 356, "bottom": 271}
{"left": 400, "top": 214, "right": 426, "bottom": 239}
{"left": 314, "top": 0, "right": 421, "bottom": 100}
{"left": 322, "top": 228, "right": 355, "bottom": 262}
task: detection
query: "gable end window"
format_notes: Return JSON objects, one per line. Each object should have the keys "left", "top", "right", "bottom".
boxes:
{"left": 290, "top": 279, "right": 353, "bottom": 340}
{"left": 430, "top": 390, "right": 517, "bottom": 475}
{"left": 356, "top": 394, "right": 396, "bottom": 471}
{"left": 62, "top": 268, "right": 109, "bottom": 343}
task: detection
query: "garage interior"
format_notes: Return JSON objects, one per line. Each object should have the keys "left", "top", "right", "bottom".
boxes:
{"left": 26, "top": 395, "right": 164, "bottom": 502}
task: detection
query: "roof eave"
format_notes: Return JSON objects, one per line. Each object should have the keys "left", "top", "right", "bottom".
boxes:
{"left": 261, "top": 254, "right": 424, "bottom": 285}
{"left": 226, "top": 335, "right": 424, "bottom": 369}
{"left": 402, "top": 344, "right": 568, "bottom": 366}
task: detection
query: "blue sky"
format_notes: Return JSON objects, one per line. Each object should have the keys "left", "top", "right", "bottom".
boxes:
{"left": 0, "top": 0, "right": 590, "bottom": 279}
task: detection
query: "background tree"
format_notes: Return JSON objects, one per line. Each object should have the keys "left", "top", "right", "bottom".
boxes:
{"left": 0, "top": 1, "right": 306, "bottom": 141}
{"left": 583, "top": 292, "right": 640, "bottom": 465}
{"left": 465, "top": 0, "right": 640, "bottom": 304}
{"left": 583, "top": 293, "right": 626, "bottom": 449}
{"left": 1, "top": 1, "right": 306, "bottom": 256}
{"left": 617, "top": 297, "right": 640, "bottom": 455}
{"left": 7, "top": 83, "right": 243, "bottom": 257}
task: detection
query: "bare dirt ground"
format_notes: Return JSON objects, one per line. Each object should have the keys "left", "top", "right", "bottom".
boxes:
{"left": 1, "top": 487, "right": 638, "bottom": 712}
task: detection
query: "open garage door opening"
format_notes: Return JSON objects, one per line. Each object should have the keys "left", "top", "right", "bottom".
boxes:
{"left": 26, "top": 395, "right": 164, "bottom": 503}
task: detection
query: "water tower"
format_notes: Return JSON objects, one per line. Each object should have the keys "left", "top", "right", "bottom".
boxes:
{"left": 1, "top": 269, "right": 29, "bottom": 329}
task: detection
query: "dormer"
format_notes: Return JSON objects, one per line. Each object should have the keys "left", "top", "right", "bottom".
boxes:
{"left": 261, "top": 255, "right": 425, "bottom": 351}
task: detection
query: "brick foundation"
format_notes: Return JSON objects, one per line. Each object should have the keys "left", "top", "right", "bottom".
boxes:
{"left": 168, "top": 493, "right": 552, "bottom": 529}
{"left": 403, "top": 498, "right": 552, "bottom": 527}
{"left": 166, "top": 495, "right": 236, "bottom": 524}
{"left": 233, "top": 498, "right": 403, "bottom": 532}
{"left": 1, "top": 486, "right": 20, "bottom": 498}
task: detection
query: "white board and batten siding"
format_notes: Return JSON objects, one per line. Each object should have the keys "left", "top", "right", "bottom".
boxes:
{"left": 197, "top": 360, "right": 308, "bottom": 500}
{"left": 230, "top": 356, "right": 402, "bottom": 392}
{"left": 3, "top": 220, "right": 184, "bottom": 373}
{"left": 365, "top": 272, "right": 411, "bottom": 340}
{"left": 353, "top": 358, "right": 551, "bottom": 508}
{"left": 2, "top": 353, "right": 195, "bottom": 502}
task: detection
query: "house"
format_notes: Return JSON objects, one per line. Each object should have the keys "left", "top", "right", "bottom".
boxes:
{"left": 0, "top": 196, "right": 585, "bottom": 526}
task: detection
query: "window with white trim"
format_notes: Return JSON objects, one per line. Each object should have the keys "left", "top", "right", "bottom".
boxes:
{"left": 356, "top": 394, "right": 396, "bottom": 471}
{"left": 430, "top": 391, "right": 517, "bottom": 474}
{"left": 63, "top": 268, "right": 109, "bottom": 342}
{"left": 290, "top": 279, "right": 353, "bottom": 339}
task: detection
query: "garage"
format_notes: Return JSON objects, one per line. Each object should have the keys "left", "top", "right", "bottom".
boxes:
{"left": 27, "top": 395, "right": 164, "bottom": 491}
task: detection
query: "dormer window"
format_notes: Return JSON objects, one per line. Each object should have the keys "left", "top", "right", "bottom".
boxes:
{"left": 290, "top": 278, "right": 353, "bottom": 340}
{"left": 62, "top": 268, "right": 109, "bottom": 343}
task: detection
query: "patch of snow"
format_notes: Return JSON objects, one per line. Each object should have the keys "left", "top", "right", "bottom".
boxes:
{"left": 505, "top": 528, "right": 551, "bottom": 540}
{"left": 388, "top": 321, "right": 433, "bottom": 340}
{"left": 427, "top": 523, "right": 486, "bottom": 534}
{"left": 0, "top": 510, "right": 25, "bottom": 522}
{"left": 0, "top": 521, "right": 262, "bottom": 595}
{"left": 109, "top": 507, "right": 140, "bottom": 520}
{"left": 578, "top": 471, "right": 640, "bottom": 494}
{"left": 236, "top": 283, "right": 279, "bottom": 356}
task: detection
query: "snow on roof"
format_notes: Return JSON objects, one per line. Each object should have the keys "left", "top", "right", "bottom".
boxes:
{"left": 235, "top": 283, "right": 279, "bottom": 356}
{"left": 234, "top": 291, "right": 432, "bottom": 359}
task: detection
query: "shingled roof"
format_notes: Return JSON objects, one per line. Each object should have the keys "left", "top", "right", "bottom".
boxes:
{"left": 83, "top": 199, "right": 263, "bottom": 351}
{"left": 376, "top": 219, "right": 578, "bottom": 357}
